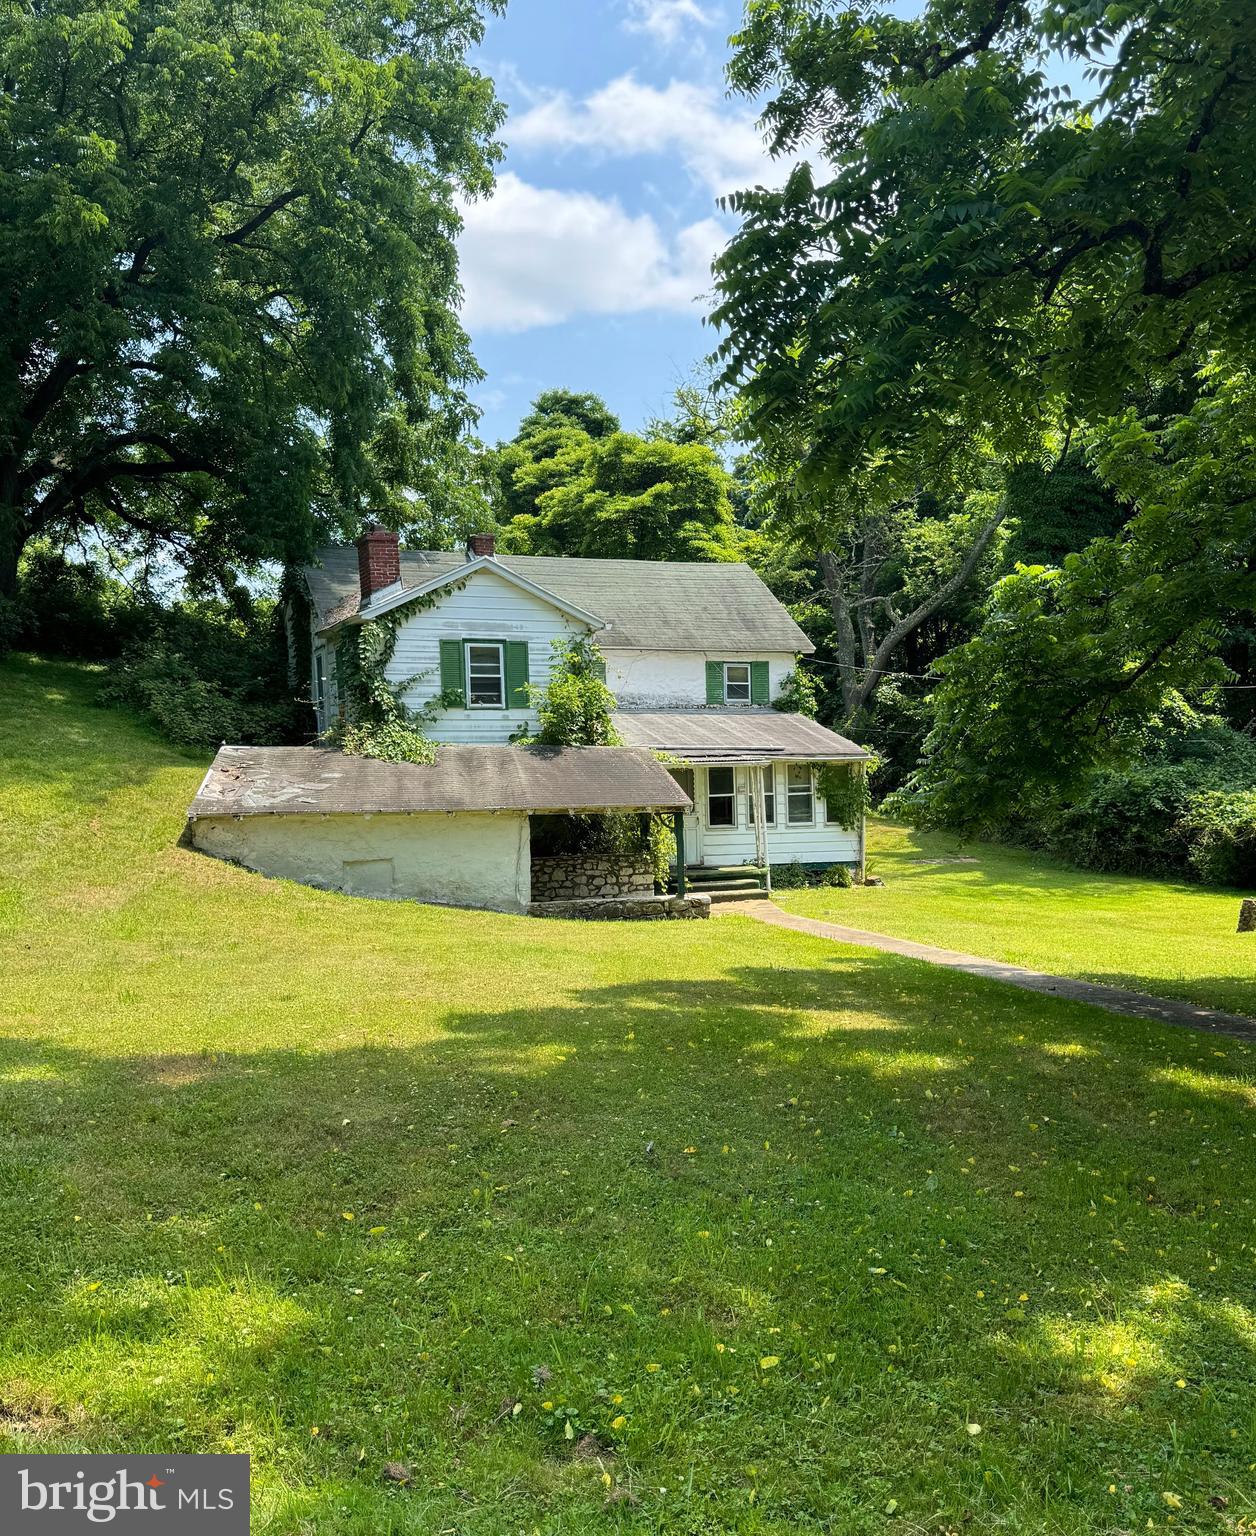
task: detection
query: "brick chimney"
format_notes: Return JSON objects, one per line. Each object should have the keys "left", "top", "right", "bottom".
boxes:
{"left": 356, "top": 526, "right": 401, "bottom": 604}
{"left": 466, "top": 531, "right": 496, "bottom": 559}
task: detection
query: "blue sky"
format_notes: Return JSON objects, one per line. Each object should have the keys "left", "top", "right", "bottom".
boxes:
{"left": 459, "top": 0, "right": 775, "bottom": 442}
{"left": 458, "top": 2, "right": 1093, "bottom": 444}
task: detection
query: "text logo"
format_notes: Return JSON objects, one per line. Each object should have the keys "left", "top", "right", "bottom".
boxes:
{"left": 0, "top": 1455, "right": 248, "bottom": 1532}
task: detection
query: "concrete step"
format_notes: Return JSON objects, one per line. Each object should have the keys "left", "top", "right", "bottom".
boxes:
{"left": 686, "top": 867, "right": 764, "bottom": 887}
{"left": 703, "top": 887, "right": 771, "bottom": 905}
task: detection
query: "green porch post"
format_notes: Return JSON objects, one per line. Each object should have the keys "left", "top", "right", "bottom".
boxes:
{"left": 673, "top": 810, "right": 686, "bottom": 896}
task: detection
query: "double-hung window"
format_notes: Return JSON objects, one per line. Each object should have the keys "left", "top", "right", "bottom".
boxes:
{"left": 466, "top": 642, "right": 505, "bottom": 707}
{"left": 724, "top": 663, "right": 752, "bottom": 703}
{"left": 707, "top": 766, "right": 736, "bottom": 827}
{"left": 786, "top": 764, "right": 815, "bottom": 825}
{"left": 314, "top": 653, "right": 326, "bottom": 722}
{"left": 747, "top": 766, "right": 776, "bottom": 825}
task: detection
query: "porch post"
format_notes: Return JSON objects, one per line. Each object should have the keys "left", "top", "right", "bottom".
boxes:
{"left": 758, "top": 763, "right": 773, "bottom": 896}
{"left": 673, "top": 810, "right": 686, "bottom": 896}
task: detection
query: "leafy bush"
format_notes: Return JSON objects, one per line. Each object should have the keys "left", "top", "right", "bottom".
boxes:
{"left": 774, "top": 664, "right": 819, "bottom": 718}
{"left": 771, "top": 860, "right": 807, "bottom": 889}
{"left": 1178, "top": 789, "right": 1256, "bottom": 888}
{"left": 11, "top": 546, "right": 146, "bottom": 658}
{"left": 987, "top": 715, "right": 1256, "bottom": 886}
{"left": 104, "top": 639, "right": 300, "bottom": 749}
{"left": 526, "top": 637, "right": 619, "bottom": 747}
{"left": 337, "top": 718, "right": 436, "bottom": 765}
{"left": 821, "top": 863, "right": 854, "bottom": 888}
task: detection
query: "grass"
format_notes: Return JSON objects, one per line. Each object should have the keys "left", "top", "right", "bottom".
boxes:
{"left": 774, "top": 820, "right": 1256, "bottom": 1019}
{"left": 1, "top": 652, "right": 1254, "bottom": 1535}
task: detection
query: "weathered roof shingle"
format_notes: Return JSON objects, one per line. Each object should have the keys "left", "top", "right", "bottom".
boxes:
{"left": 188, "top": 744, "right": 692, "bottom": 818}
{"left": 301, "top": 547, "right": 814, "bottom": 654}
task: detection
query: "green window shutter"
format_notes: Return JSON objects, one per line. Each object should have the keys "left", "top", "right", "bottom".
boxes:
{"left": 591, "top": 657, "right": 607, "bottom": 682}
{"left": 750, "top": 660, "right": 770, "bottom": 705}
{"left": 439, "top": 638, "right": 465, "bottom": 704}
{"left": 505, "top": 641, "right": 529, "bottom": 708}
{"left": 705, "top": 660, "right": 725, "bottom": 705}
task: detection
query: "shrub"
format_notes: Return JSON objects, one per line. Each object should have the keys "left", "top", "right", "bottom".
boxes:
{"left": 103, "top": 640, "right": 299, "bottom": 749}
{"left": 1178, "top": 789, "right": 1256, "bottom": 888}
{"left": 772, "top": 860, "right": 807, "bottom": 889}
{"left": 527, "top": 637, "right": 619, "bottom": 746}
{"left": 12, "top": 546, "right": 145, "bottom": 658}
{"left": 337, "top": 718, "right": 436, "bottom": 765}
{"left": 821, "top": 863, "right": 854, "bottom": 888}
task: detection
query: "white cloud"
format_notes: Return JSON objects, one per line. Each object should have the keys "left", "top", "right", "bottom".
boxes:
{"left": 508, "top": 74, "right": 790, "bottom": 201}
{"left": 458, "top": 173, "right": 725, "bottom": 333}
{"left": 623, "top": 0, "right": 717, "bottom": 46}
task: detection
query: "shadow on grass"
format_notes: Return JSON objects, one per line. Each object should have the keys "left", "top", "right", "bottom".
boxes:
{"left": 1, "top": 952, "right": 1253, "bottom": 1529}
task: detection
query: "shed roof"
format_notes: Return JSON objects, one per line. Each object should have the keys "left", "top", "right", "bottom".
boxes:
{"left": 613, "top": 710, "right": 868, "bottom": 763}
{"left": 189, "top": 744, "right": 692, "bottom": 819}
{"left": 301, "top": 546, "right": 814, "bottom": 654}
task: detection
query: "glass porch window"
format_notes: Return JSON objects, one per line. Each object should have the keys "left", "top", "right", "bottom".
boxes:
{"left": 466, "top": 643, "right": 504, "bottom": 706}
{"left": 724, "top": 662, "right": 751, "bottom": 703}
{"left": 707, "top": 766, "right": 736, "bottom": 827}
{"left": 786, "top": 764, "right": 815, "bottom": 824}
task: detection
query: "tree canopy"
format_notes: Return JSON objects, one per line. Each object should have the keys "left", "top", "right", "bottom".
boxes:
{"left": 489, "top": 392, "right": 742, "bottom": 561}
{"left": 0, "top": 0, "right": 504, "bottom": 598}
{"left": 714, "top": 0, "right": 1256, "bottom": 822}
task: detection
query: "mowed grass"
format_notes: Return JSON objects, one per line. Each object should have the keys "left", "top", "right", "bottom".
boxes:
{"left": 1, "top": 653, "right": 1255, "bottom": 1536}
{"left": 775, "top": 820, "right": 1256, "bottom": 1019}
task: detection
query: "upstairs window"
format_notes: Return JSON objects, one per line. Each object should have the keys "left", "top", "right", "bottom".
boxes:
{"left": 707, "top": 766, "right": 736, "bottom": 827}
{"left": 786, "top": 764, "right": 815, "bottom": 825}
{"left": 466, "top": 642, "right": 504, "bottom": 707}
{"left": 724, "top": 663, "right": 752, "bottom": 703}
{"left": 314, "top": 653, "right": 326, "bottom": 719}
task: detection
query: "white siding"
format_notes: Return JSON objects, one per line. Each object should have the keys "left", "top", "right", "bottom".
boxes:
{"left": 385, "top": 566, "right": 593, "bottom": 743}
{"left": 683, "top": 763, "right": 859, "bottom": 868}
{"left": 604, "top": 649, "right": 797, "bottom": 709}
{"left": 191, "top": 810, "right": 531, "bottom": 912}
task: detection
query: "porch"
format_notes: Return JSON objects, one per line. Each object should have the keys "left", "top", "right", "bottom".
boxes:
{"left": 612, "top": 709, "right": 869, "bottom": 897}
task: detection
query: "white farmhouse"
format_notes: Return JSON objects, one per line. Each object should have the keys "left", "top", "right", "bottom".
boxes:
{"left": 294, "top": 529, "right": 868, "bottom": 897}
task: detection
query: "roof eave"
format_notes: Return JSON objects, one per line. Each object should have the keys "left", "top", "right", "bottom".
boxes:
{"left": 319, "top": 555, "right": 608, "bottom": 635}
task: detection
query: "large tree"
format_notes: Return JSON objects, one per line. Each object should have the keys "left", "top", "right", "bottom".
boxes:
{"left": 714, "top": 0, "right": 1256, "bottom": 818}
{"left": 489, "top": 392, "right": 741, "bottom": 561}
{"left": 0, "top": 0, "right": 504, "bottom": 599}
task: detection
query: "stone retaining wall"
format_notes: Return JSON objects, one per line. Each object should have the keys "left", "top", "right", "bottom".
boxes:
{"left": 531, "top": 894, "right": 711, "bottom": 921}
{"left": 530, "top": 853, "right": 655, "bottom": 901}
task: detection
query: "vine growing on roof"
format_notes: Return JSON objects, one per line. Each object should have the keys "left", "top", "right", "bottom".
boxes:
{"left": 328, "top": 582, "right": 468, "bottom": 764}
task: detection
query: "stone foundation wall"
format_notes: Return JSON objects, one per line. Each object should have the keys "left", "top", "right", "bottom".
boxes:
{"left": 531, "top": 894, "right": 710, "bottom": 921}
{"left": 530, "top": 853, "right": 655, "bottom": 901}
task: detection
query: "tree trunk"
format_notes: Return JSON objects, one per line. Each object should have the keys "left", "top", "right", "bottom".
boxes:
{"left": 0, "top": 482, "right": 27, "bottom": 601}
{"left": 820, "top": 499, "right": 1010, "bottom": 728}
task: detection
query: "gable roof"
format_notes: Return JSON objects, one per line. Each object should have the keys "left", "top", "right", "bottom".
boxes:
{"left": 188, "top": 744, "right": 692, "bottom": 818}
{"left": 301, "top": 546, "right": 814, "bottom": 654}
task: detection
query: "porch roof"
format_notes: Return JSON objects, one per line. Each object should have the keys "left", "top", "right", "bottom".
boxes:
{"left": 612, "top": 710, "right": 868, "bottom": 764}
{"left": 188, "top": 744, "right": 692, "bottom": 819}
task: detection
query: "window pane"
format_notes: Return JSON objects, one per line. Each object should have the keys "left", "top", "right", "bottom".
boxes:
{"left": 724, "top": 663, "right": 751, "bottom": 702}
{"left": 467, "top": 644, "right": 503, "bottom": 705}
{"left": 707, "top": 766, "right": 736, "bottom": 827}
{"left": 787, "top": 764, "right": 813, "bottom": 824}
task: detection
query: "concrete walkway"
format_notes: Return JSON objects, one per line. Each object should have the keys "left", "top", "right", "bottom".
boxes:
{"left": 731, "top": 900, "right": 1256, "bottom": 1042}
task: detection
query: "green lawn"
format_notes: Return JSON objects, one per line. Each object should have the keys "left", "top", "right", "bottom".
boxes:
{"left": 2, "top": 653, "right": 1255, "bottom": 1535}
{"left": 775, "top": 820, "right": 1256, "bottom": 1019}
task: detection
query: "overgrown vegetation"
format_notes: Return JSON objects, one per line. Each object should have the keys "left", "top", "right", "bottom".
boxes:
{"left": 524, "top": 636, "right": 674, "bottom": 888}
{"left": 7, "top": 545, "right": 303, "bottom": 747}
